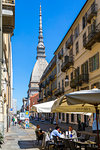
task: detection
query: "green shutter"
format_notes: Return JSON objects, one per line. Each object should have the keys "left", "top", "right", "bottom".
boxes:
{"left": 89, "top": 57, "right": 92, "bottom": 72}
{"left": 96, "top": 52, "right": 99, "bottom": 69}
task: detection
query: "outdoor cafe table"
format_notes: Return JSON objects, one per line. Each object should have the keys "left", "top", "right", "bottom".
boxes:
{"left": 74, "top": 140, "right": 97, "bottom": 150}
{"left": 60, "top": 136, "right": 97, "bottom": 150}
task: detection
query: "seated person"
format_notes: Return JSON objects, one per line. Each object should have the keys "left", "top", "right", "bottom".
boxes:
{"left": 35, "top": 125, "right": 44, "bottom": 140}
{"left": 68, "top": 126, "right": 77, "bottom": 140}
{"left": 50, "top": 126, "right": 62, "bottom": 140}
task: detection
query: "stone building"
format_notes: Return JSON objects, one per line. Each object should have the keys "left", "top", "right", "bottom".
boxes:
{"left": 54, "top": 0, "right": 100, "bottom": 126}
{"left": 39, "top": 0, "right": 100, "bottom": 126}
{"left": 0, "top": 0, "right": 15, "bottom": 134}
{"left": 27, "top": 5, "right": 48, "bottom": 98}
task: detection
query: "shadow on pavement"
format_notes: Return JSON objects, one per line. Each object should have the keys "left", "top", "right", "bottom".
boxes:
{"left": 18, "top": 140, "right": 41, "bottom": 149}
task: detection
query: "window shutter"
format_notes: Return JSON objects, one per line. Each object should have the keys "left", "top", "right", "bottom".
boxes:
{"left": 81, "top": 64, "right": 84, "bottom": 74}
{"left": 89, "top": 57, "right": 92, "bottom": 72}
{"left": 86, "top": 61, "right": 88, "bottom": 74}
{"left": 96, "top": 52, "right": 99, "bottom": 69}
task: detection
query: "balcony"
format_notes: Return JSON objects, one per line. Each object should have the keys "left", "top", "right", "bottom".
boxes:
{"left": 54, "top": 88, "right": 64, "bottom": 96}
{"left": 46, "top": 79, "right": 50, "bottom": 85}
{"left": 38, "top": 98, "right": 43, "bottom": 103}
{"left": 83, "top": 23, "right": 100, "bottom": 50}
{"left": 70, "top": 79, "right": 76, "bottom": 89}
{"left": 58, "top": 51, "right": 63, "bottom": 59}
{"left": 87, "top": 3, "right": 97, "bottom": 23}
{"left": 2, "top": 0, "right": 15, "bottom": 34}
{"left": 66, "top": 35, "right": 73, "bottom": 49}
{"left": 70, "top": 74, "right": 89, "bottom": 89}
{"left": 47, "top": 90, "right": 52, "bottom": 96}
{"left": 49, "top": 75, "right": 54, "bottom": 81}
{"left": 61, "top": 55, "right": 73, "bottom": 72}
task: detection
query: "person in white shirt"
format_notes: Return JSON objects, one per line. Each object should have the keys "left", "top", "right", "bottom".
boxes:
{"left": 68, "top": 126, "right": 77, "bottom": 140}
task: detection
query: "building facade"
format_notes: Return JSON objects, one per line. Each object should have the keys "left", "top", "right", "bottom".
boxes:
{"left": 54, "top": 0, "right": 100, "bottom": 126}
{"left": 0, "top": 0, "right": 15, "bottom": 134}
{"left": 39, "top": 56, "right": 57, "bottom": 103}
{"left": 38, "top": 0, "right": 100, "bottom": 126}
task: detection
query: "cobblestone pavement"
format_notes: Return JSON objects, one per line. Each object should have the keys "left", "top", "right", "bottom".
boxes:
{"left": 1, "top": 125, "right": 41, "bottom": 150}
{"left": 30, "top": 120, "right": 92, "bottom": 133}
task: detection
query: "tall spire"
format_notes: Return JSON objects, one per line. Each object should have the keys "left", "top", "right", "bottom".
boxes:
{"left": 37, "top": 4, "right": 46, "bottom": 59}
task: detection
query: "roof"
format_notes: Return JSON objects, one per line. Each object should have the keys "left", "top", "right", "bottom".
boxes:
{"left": 30, "top": 58, "right": 48, "bottom": 83}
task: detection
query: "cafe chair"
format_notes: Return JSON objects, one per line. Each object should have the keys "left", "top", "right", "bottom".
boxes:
{"left": 46, "top": 140, "right": 55, "bottom": 150}
{"left": 69, "top": 140, "right": 80, "bottom": 150}
{"left": 53, "top": 136, "right": 64, "bottom": 150}
{"left": 85, "top": 134, "right": 90, "bottom": 141}
{"left": 35, "top": 130, "right": 43, "bottom": 145}
{"left": 63, "top": 139, "right": 70, "bottom": 150}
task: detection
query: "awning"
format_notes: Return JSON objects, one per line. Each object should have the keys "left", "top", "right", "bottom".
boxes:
{"left": 31, "top": 99, "right": 57, "bottom": 113}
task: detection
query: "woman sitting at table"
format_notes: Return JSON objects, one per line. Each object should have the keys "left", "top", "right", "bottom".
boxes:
{"left": 68, "top": 126, "right": 77, "bottom": 140}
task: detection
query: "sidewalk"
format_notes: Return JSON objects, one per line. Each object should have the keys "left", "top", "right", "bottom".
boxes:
{"left": 1, "top": 124, "right": 40, "bottom": 150}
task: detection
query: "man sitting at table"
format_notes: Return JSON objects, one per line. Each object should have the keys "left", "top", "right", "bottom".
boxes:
{"left": 68, "top": 126, "right": 77, "bottom": 139}
{"left": 50, "top": 126, "right": 62, "bottom": 139}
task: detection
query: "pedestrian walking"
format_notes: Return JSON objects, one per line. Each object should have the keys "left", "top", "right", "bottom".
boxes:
{"left": 12, "top": 117, "right": 15, "bottom": 126}
{"left": 15, "top": 117, "right": 17, "bottom": 126}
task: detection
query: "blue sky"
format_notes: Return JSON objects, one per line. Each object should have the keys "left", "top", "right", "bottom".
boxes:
{"left": 12, "top": 0, "right": 87, "bottom": 110}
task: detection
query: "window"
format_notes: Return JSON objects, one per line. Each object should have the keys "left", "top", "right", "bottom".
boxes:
{"left": 81, "top": 61, "right": 88, "bottom": 74}
{"left": 65, "top": 75, "right": 69, "bottom": 87}
{"left": 66, "top": 114, "right": 69, "bottom": 123}
{"left": 76, "top": 41, "right": 79, "bottom": 54}
{"left": 69, "top": 49, "right": 73, "bottom": 57}
{"left": 71, "top": 114, "right": 74, "bottom": 122}
{"left": 62, "top": 113, "right": 65, "bottom": 121}
{"left": 75, "top": 67, "right": 80, "bottom": 78}
{"left": 89, "top": 52, "right": 99, "bottom": 72}
{"left": 83, "top": 32, "right": 86, "bottom": 47}
{"left": 58, "top": 82, "right": 60, "bottom": 89}
{"left": 74, "top": 24, "right": 79, "bottom": 40}
{"left": 62, "top": 79, "right": 64, "bottom": 88}
{"left": 77, "top": 114, "right": 81, "bottom": 122}
{"left": 59, "top": 113, "right": 61, "bottom": 119}
{"left": 70, "top": 72, "right": 73, "bottom": 80}
{"left": 58, "top": 64, "right": 60, "bottom": 73}
{"left": 82, "top": 13, "right": 87, "bottom": 29}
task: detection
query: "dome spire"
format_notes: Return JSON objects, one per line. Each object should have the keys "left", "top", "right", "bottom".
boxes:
{"left": 37, "top": 4, "right": 46, "bottom": 59}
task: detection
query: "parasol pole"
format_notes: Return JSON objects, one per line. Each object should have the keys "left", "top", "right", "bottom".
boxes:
{"left": 95, "top": 105, "right": 100, "bottom": 149}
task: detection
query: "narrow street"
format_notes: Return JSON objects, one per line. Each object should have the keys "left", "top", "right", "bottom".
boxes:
{"left": 1, "top": 124, "right": 40, "bottom": 150}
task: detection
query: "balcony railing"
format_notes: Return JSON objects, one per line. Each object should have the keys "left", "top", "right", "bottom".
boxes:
{"left": 49, "top": 75, "right": 55, "bottom": 81}
{"left": 83, "top": 23, "right": 100, "bottom": 50}
{"left": 2, "top": 0, "right": 15, "bottom": 34}
{"left": 2, "top": 0, "right": 15, "bottom": 4}
{"left": 54, "top": 88, "right": 64, "bottom": 96}
{"left": 38, "top": 98, "right": 43, "bottom": 103}
{"left": 70, "top": 74, "right": 89, "bottom": 89}
{"left": 87, "top": 3, "right": 97, "bottom": 23}
{"left": 47, "top": 90, "right": 52, "bottom": 96}
{"left": 66, "top": 35, "right": 73, "bottom": 49}
{"left": 58, "top": 52, "right": 63, "bottom": 59}
{"left": 61, "top": 56, "right": 73, "bottom": 72}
